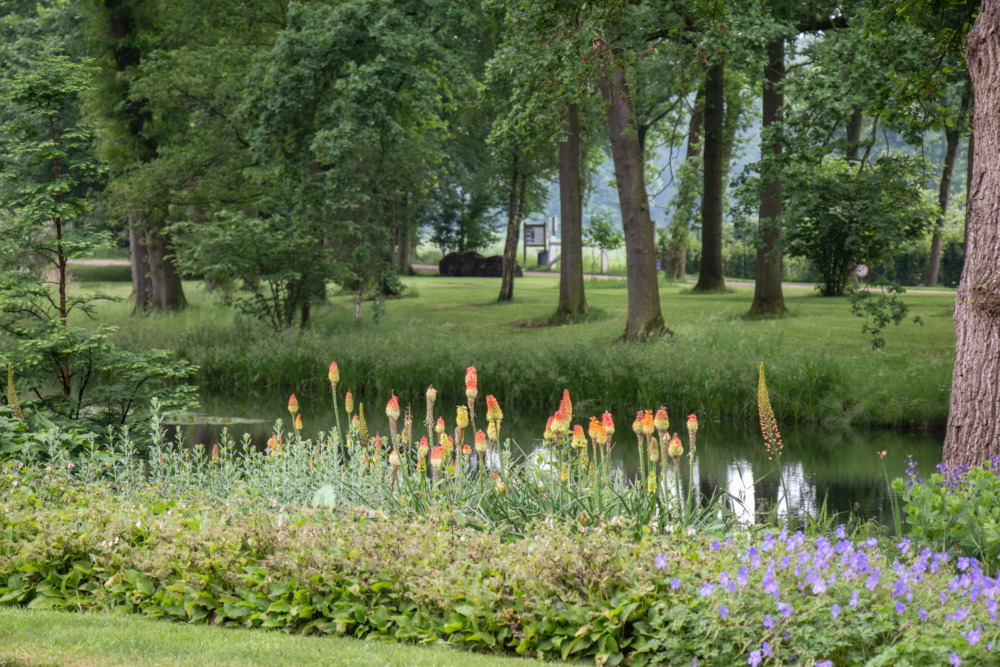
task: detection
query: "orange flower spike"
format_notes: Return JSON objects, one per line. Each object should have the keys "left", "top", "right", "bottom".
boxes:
{"left": 560, "top": 389, "right": 573, "bottom": 422}
{"left": 435, "top": 416, "right": 446, "bottom": 435}
{"left": 602, "top": 412, "right": 615, "bottom": 438}
{"left": 374, "top": 434, "right": 382, "bottom": 451}
{"left": 389, "top": 449, "right": 400, "bottom": 469}
{"left": 463, "top": 444, "right": 472, "bottom": 457}
{"left": 588, "top": 416, "right": 602, "bottom": 442}
{"left": 654, "top": 407, "right": 669, "bottom": 433}
{"left": 687, "top": 413, "right": 698, "bottom": 436}
{"left": 642, "top": 410, "right": 655, "bottom": 438}
{"left": 465, "top": 366, "right": 478, "bottom": 401}
{"left": 551, "top": 408, "right": 569, "bottom": 436}
{"left": 474, "top": 429, "right": 488, "bottom": 455}
{"left": 418, "top": 436, "right": 429, "bottom": 458}
{"left": 386, "top": 394, "right": 400, "bottom": 422}
{"left": 295, "top": 414, "right": 303, "bottom": 433}
{"left": 486, "top": 395, "right": 503, "bottom": 423}
{"left": 632, "top": 411, "right": 644, "bottom": 437}
{"left": 266, "top": 436, "right": 276, "bottom": 454}
{"left": 571, "top": 424, "right": 587, "bottom": 450}
{"left": 543, "top": 416, "right": 555, "bottom": 443}
{"left": 345, "top": 390, "right": 354, "bottom": 414}
{"left": 430, "top": 445, "right": 445, "bottom": 469}
{"left": 287, "top": 393, "right": 299, "bottom": 416}
{"left": 328, "top": 361, "right": 339, "bottom": 386}
{"left": 211, "top": 443, "right": 219, "bottom": 461}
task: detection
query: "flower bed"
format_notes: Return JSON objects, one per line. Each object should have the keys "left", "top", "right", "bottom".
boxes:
{"left": 2, "top": 465, "right": 999, "bottom": 666}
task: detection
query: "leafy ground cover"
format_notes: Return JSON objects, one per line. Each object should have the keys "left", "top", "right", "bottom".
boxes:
{"left": 68, "top": 274, "right": 955, "bottom": 429}
{"left": 0, "top": 607, "right": 551, "bottom": 666}
{"left": 2, "top": 459, "right": 1000, "bottom": 666}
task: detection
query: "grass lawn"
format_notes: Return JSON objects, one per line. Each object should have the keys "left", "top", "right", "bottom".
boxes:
{"left": 0, "top": 608, "right": 552, "bottom": 667}
{"left": 66, "top": 269, "right": 957, "bottom": 427}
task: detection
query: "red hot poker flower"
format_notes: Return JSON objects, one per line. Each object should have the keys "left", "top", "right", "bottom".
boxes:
{"left": 287, "top": 394, "right": 299, "bottom": 416}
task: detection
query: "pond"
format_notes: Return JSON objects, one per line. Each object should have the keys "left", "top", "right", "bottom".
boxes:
{"left": 167, "top": 390, "right": 943, "bottom": 527}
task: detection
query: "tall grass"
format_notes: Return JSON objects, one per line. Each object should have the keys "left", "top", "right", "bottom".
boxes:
{"left": 80, "top": 276, "right": 954, "bottom": 428}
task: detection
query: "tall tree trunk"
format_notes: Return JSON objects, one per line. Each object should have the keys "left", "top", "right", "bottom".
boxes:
{"left": 694, "top": 61, "right": 726, "bottom": 292}
{"left": 944, "top": 3, "right": 1000, "bottom": 467}
{"left": 749, "top": 40, "right": 787, "bottom": 315}
{"left": 665, "top": 88, "right": 704, "bottom": 282}
{"left": 599, "top": 65, "right": 666, "bottom": 339}
{"left": 556, "top": 103, "right": 588, "bottom": 320}
{"left": 925, "top": 124, "right": 963, "bottom": 286}
{"left": 129, "top": 218, "right": 151, "bottom": 313}
{"left": 846, "top": 107, "right": 863, "bottom": 160}
{"left": 498, "top": 154, "right": 521, "bottom": 302}
{"left": 145, "top": 215, "right": 186, "bottom": 310}
{"left": 104, "top": 0, "right": 186, "bottom": 312}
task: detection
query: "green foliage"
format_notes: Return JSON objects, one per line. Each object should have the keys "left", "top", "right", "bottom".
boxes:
{"left": 2, "top": 459, "right": 1000, "bottom": 666}
{"left": 894, "top": 457, "right": 1000, "bottom": 576}
{"left": 0, "top": 49, "right": 197, "bottom": 432}
{"left": 781, "top": 156, "right": 935, "bottom": 296}
{"left": 584, "top": 208, "right": 625, "bottom": 252}
{"left": 171, "top": 212, "right": 331, "bottom": 332}
{"left": 849, "top": 283, "right": 924, "bottom": 349}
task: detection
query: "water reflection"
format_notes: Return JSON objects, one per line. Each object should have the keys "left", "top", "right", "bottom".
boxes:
{"left": 167, "top": 393, "right": 943, "bottom": 525}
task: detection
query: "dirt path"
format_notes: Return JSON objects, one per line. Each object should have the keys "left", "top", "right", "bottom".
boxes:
{"left": 68, "top": 258, "right": 130, "bottom": 267}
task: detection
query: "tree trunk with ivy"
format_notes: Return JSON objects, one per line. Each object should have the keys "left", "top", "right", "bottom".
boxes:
{"left": 556, "top": 103, "right": 587, "bottom": 320}
{"left": 749, "top": 40, "right": 787, "bottom": 315}
{"left": 944, "top": 2, "right": 1000, "bottom": 467}
{"left": 599, "top": 64, "right": 665, "bottom": 340}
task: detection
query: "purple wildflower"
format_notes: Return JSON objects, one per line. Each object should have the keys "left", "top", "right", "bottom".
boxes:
{"left": 967, "top": 624, "right": 982, "bottom": 646}
{"left": 671, "top": 577, "right": 681, "bottom": 589}
{"left": 711, "top": 540, "right": 721, "bottom": 551}
{"left": 748, "top": 650, "right": 761, "bottom": 666}
{"left": 831, "top": 603, "right": 840, "bottom": 618}
{"left": 655, "top": 553, "right": 668, "bottom": 570}
{"left": 699, "top": 582, "right": 714, "bottom": 597}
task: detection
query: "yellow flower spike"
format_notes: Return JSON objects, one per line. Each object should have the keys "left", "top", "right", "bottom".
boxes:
{"left": 551, "top": 408, "right": 569, "bottom": 437}
{"left": 295, "top": 414, "right": 303, "bottom": 434}
{"left": 287, "top": 394, "right": 299, "bottom": 417}
{"left": 647, "top": 470, "right": 657, "bottom": 495}
{"left": 648, "top": 437, "right": 660, "bottom": 462}
{"left": 435, "top": 416, "right": 446, "bottom": 435}
{"left": 426, "top": 385, "right": 437, "bottom": 427}
{"left": 457, "top": 406, "right": 469, "bottom": 430}
{"left": 687, "top": 413, "right": 698, "bottom": 436}
{"left": 463, "top": 444, "right": 471, "bottom": 458}
{"left": 328, "top": 361, "right": 339, "bottom": 387}
{"left": 668, "top": 433, "right": 684, "bottom": 460}
{"left": 543, "top": 416, "right": 555, "bottom": 443}
{"left": 344, "top": 390, "right": 354, "bottom": 415}
{"left": 579, "top": 447, "right": 589, "bottom": 470}
{"left": 571, "top": 424, "right": 586, "bottom": 450}
{"left": 487, "top": 421, "right": 498, "bottom": 443}
{"left": 560, "top": 464, "right": 569, "bottom": 483}
{"left": 758, "top": 363, "right": 783, "bottom": 461}
{"left": 474, "top": 430, "right": 487, "bottom": 455}
{"left": 418, "top": 436, "right": 429, "bottom": 459}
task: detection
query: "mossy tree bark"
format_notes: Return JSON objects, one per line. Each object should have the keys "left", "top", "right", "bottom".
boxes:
{"left": 944, "top": 0, "right": 1000, "bottom": 466}
{"left": 598, "top": 65, "right": 665, "bottom": 340}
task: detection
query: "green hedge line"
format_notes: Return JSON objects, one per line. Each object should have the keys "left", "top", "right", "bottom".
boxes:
{"left": 2, "top": 466, "right": 997, "bottom": 666}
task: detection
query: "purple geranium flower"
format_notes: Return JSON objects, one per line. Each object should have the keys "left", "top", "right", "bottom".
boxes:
{"left": 655, "top": 553, "right": 668, "bottom": 570}
{"left": 831, "top": 603, "right": 840, "bottom": 618}
{"left": 747, "top": 650, "right": 762, "bottom": 666}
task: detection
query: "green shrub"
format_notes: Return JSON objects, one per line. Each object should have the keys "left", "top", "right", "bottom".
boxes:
{"left": 894, "top": 456, "right": 1000, "bottom": 575}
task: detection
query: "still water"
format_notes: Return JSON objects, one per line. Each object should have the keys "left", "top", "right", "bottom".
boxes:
{"left": 168, "top": 391, "right": 943, "bottom": 526}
